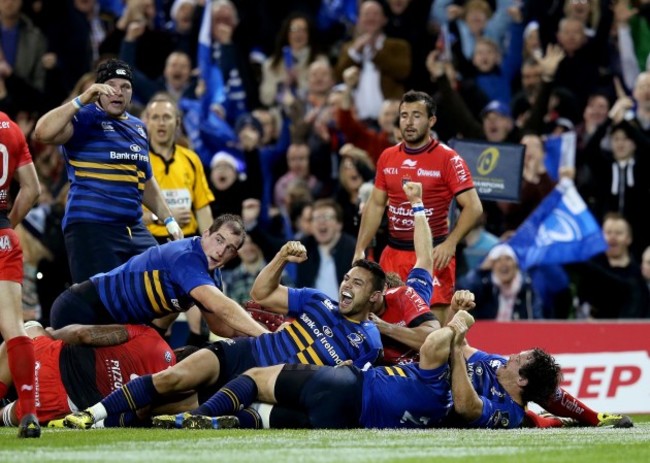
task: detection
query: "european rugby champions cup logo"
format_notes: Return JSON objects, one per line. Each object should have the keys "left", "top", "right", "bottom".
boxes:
{"left": 476, "top": 146, "right": 500, "bottom": 176}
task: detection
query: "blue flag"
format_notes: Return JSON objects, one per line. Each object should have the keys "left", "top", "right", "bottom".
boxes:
{"left": 198, "top": 0, "right": 225, "bottom": 121}
{"left": 543, "top": 131, "right": 576, "bottom": 182}
{"left": 507, "top": 178, "right": 607, "bottom": 270}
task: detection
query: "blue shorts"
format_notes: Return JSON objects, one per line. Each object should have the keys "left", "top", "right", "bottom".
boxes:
{"left": 64, "top": 221, "right": 157, "bottom": 283}
{"left": 200, "top": 338, "right": 258, "bottom": 402}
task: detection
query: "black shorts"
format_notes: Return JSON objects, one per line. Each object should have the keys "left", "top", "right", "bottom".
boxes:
{"left": 200, "top": 338, "right": 258, "bottom": 403}
{"left": 275, "top": 364, "right": 364, "bottom": 429}
{"left": 65, "top": 221, "right": 158, "bottom": 283}
{"left": 49, "top": 280, "right": 116, "bottom": 329}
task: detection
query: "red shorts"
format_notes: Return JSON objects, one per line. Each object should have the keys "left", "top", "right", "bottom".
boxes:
{"left": 0, "top": 228, "right": 23, "bottom": 283}
{"left": 14, "top": 336, "right": 71, "bottom": 423}
{"left": 379, "top": 246, "right": 456, "bottom": 306}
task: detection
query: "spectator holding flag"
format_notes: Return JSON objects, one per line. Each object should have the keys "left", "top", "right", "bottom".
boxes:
{"left": 197, "top": 0, "right": 258, "bottom": 127}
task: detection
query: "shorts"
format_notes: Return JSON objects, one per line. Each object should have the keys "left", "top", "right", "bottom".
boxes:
{"left": 14, "top": 336, "right": 71, "bottom": 423}
{"left": 379, "top": 246, "right": 455, "bottom": 306}
{"left": 275, "top": 364, "right": 364, "bottom": 429}
{"left": 0, "top": 228, "right": 23, "bottom": 283}
{"left": 64, "top": 222, "right": 158, "bottom": 283}
{"left": 200, "top": 338, "right": 258, "bottom": 403}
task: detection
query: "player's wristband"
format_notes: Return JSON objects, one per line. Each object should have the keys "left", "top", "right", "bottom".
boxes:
{"left": 412, "top": 202, "right": 425, "bottom": 216}
{"left": 163, "top": 216, "right": 175, "bottom": 225}
{"left": 71, "top": 97, "right": 84, "bottom": 110}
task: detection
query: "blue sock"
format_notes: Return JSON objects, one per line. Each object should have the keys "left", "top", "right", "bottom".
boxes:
{"left": 103, "top": 411, "right": 147, "bottom": 428}
{"left": 192, "top": 375, "right": 257, "bottom": 416}
{"left": 235, "top": 407, "right": 262, "bottom": 429}
{"left": 102, "top": 375, "right": 158, "bottom": 415}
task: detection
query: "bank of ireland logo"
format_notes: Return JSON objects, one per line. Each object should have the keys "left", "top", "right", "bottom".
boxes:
{"left": 130, "top": 144, "right": 141, "bottom": 152}
{"left": 477, "top": 146, "right": 499, "bottom": 175}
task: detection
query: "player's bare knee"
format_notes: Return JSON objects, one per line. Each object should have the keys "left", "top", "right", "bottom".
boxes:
{"left": 244, "top": 365, "right": 283, "bottom": 403}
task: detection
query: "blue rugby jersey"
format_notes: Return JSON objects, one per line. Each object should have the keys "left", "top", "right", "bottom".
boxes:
{"left": 91, "top": 237, "right": 220, "bottom": 323}
{"left": 251, "top": 288, "right": 382, "bottom": 368}
{"left": 360, "top": 363, "right": 452, "bottom": 429}
{"left": 461, "top": 351, "right": 525, "bottom": 428}
{"left": 62, "top": 104, "right": 151, "bottom": 229}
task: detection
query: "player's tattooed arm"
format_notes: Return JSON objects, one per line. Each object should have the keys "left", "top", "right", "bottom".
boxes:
{"left": 47, "top": 324, "right": 129, "bottom": 346}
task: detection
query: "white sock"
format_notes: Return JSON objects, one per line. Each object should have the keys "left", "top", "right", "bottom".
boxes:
{"left": 250, "top": 402, "right": 273, "bottom": 429}
{"left": 88, "top": 403, "right": 108, "bottom": 421}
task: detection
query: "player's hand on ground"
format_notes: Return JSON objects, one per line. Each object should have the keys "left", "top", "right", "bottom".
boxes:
{"left": 403, "top": 181, "right": 423, "bottom": 204}
{"left": 432, "top": 239, "right": 455, "bottom": 270}
{"left": 450, "top": 290, "right": 476, "bottom": 312}
{"left": 280, "top": 241, "right": 307, "bottom": 263}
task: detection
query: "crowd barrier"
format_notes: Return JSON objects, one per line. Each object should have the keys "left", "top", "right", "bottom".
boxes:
{"left": 468, "top": 321, "right": 650, "bottom": 414}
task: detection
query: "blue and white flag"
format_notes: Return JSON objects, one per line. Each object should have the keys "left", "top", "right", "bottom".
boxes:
{"left": 507, "top": 178, "right": 607, "bottom": 270}
{"left": 198, "top": 0, "right": 225, "bottom": 120}
{"left": 543, "top": 131, "right": 576, "bottom": 182}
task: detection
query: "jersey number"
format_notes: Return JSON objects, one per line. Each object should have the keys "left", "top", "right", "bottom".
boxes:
{"left": 0, "top": 143, "right": 8, "bottom": 187}
{"left": 400, "top": 410, "right": 431, "bottom": 426}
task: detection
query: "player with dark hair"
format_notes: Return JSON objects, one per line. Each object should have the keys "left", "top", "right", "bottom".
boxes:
{"left": 63, "top": 242, "right": 386, "bottom": 429}
{"left": 48, "top": 215, "right": 266, "bottom": 341}
{"left": 33, "top": 59, "right": 183, "bottom": 283}
{"left": 0, "top": 111, "right": 42, "bottom": 437}
{"left": 0, "top": 323, "right": 175, "bottom": 428}
{"left": 150, "top": 292, "right": 561, "bottom": 431}
{"left": 354, "top": 89, "right": 483, "bottom": 324}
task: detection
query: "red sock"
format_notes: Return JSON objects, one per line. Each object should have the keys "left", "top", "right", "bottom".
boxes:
{"left": 542, "top": 388, "right": 599, "bottom": 426}
{"left": 524, "top": 410, "right": 565, "bottom": 428}
{"left": 6, "top": 336, "right": 36, "bottom": 418}
{"left": 0, "top": 381, "right": 8, "bottom": 399}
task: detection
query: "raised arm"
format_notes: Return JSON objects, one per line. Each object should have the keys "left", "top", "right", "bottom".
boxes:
{"left": 404, "top": 181, "right": 433, "bottom": 273}
{"left": 33, "top": 83, "right": 116, "bottom": 145}
{"left": 250, "top": 241, "right": 307, "bottom": 311}
{"left": 448, "top": 301, "right": 481, "bottom": 421}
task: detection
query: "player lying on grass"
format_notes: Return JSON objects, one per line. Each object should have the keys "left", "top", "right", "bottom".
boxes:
{"left": 150, "top": 291, "right": 564, "bottom": 430}
{"left": 0, "top": 322, "right": 177, "bottom": 428}
{"left": 60, "top": 181, "right": 440, "bottom": 429}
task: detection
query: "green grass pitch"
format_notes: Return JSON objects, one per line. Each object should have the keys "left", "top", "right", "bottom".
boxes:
{"left": 1, "top": 415, "right": 649, "bottom": 463}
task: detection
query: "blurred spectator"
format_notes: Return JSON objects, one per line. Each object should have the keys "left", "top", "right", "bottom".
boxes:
{"left": 497, "top": 133, "right": 556, "bottom": 234}
{"left": 457, "top": 212, "right": 499, "bottom": 278}
{"left": 334, "top": 0, "right": 411, "bottom": 122}
{"left": 510, "top": 58, "right": 543, "bottom": 128}
{"left": 335, "top": 149, "right": 374, "bottom": 237}
{"left": 572, "top": 212, "right": 649, "bottom": 319}
{"left": 642, "top": 245, "right": 650, "bottom": 297}
{"left": 274, "top": 142, "right": 321, "bottom": 210}
{"left": 383, "top": 0, "right": 436, "bottom": 91}
{"left": 100, "top": 0, "right": 175, "bottom": 80}
{"left": 457, "top": 243, "right": 544, "bottom": 320}
{"left": 165, "top": 0, "right": 198, "bottom": 60}
{"left": 298, "top": 198, "right": 357, "bottom": 298}
{"left": 579, "top": 117, "right": 650, "bottom": 261}
{"left": 258, "top": 12, "right": 325, "bottom": 107}
{"left": 0, "top": 0, "right": 47, "bottom": 91}
{"left": 336, "top": 64, "right": 399, "bottom": 164}
{"left": 208, "top": 150, "right": 247, "bottom": 217}
{"left": 120, "top": 21, "right": 199, "bottom": 104}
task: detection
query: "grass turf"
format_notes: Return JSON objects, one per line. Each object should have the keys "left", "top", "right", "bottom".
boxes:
{"left": 1, "top": 415, "right": 648, "bottom": 463}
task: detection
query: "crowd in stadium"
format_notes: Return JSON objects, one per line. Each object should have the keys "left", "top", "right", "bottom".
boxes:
{"left": 0, "top": 0, "right": 647, "bottom": 437}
